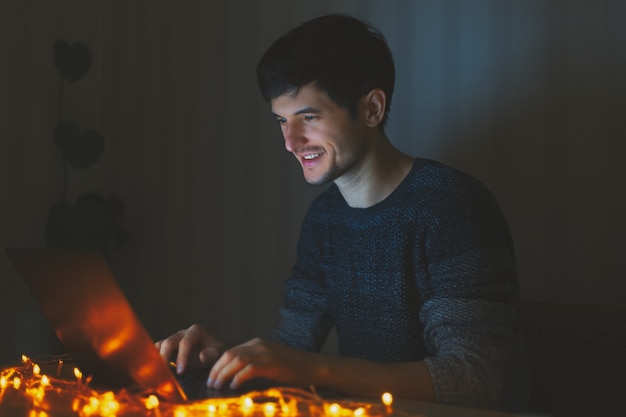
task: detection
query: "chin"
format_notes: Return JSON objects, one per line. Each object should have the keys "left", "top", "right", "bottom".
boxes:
{"left": 301, "top": 163, "right": 344, "bottom": 186}
{"left": 303, "top": 176, "right": 330, "bottom": 186}
{"left": 303, "top": 172, "right": 339, "bottom": 186}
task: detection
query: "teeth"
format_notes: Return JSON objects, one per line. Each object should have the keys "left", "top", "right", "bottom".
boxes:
{"left": 303, "top": 153, "right": 321, "bottom": 160}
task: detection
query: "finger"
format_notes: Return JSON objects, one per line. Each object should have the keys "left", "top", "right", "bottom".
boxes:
{"left": 199, "top": 346, "right": 222, "bottom": 364}
{"left": 207, "top": 351, "right": 228, "bottom": 387}
{"left": 175, "top": 330, "right": 199, "bottom": 374}
{"left": 157, "top": 333, "right": 182, "bottom": 362}
{"left": 229, "top": 363, "right": 258, "bottom": 390}
{"left": 209, "top": 349, "right": 247, "bottom": 389}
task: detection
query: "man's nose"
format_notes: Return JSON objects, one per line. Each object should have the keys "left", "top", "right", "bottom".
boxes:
{"left": 283, "top": 123, "right": 306, "bottom": 153}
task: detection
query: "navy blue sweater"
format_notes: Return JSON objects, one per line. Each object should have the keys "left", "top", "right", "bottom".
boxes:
{"left": 271, "top": 158, "right": 529, "bottom": 411}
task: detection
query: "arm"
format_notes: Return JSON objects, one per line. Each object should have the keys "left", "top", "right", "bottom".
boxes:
{"left": 415, "top": 173, "right": 524, "bottom": 410}
{"left": 207, "top": 337, "right": 436, "bottom": 401}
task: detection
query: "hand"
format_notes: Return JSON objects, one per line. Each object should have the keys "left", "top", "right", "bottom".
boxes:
{"left": 155, "top": 323, "right": 226, "bottom": 374}
{"left": 208, "top": 337, "right": 318, "bottom": 390}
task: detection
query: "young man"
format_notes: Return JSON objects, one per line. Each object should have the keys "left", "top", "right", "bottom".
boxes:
{"left": 157, "top": 14, "right": 529, "bottom": 411}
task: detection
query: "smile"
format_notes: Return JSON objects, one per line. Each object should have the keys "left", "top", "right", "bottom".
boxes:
{"left": 303, "top": 153, "right": 322, "bottom": 160}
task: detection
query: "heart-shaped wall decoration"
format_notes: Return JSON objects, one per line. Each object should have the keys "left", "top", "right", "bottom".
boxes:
{"left": 53, "top": 40, "right": 91, "bottom": 83}
{"left": 54, "top": 120, "right": 105, "bottom": 169}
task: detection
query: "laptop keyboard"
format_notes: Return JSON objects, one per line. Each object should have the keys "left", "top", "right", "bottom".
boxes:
{"left": 171, "top": 366, "right": 265, "bottom": 400}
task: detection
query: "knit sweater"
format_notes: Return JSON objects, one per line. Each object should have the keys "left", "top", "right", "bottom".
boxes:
{"left": 271, "top": 158, "right": 529, "bottom": 411}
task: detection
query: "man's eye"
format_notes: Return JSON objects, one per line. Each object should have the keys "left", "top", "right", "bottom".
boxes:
{"left": 276, "top": 117, "right": 287, "bottom": 124}
{"left": 303, "top": 115, "right": 316, "bottom": 121}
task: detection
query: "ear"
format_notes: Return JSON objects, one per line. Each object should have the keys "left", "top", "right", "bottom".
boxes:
{"left": 362, "top": 88, "right": 387, "bottom": 128}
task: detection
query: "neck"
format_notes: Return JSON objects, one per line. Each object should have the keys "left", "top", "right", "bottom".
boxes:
{"left": 335, "top": 136, "right": 414, "bottom": 208}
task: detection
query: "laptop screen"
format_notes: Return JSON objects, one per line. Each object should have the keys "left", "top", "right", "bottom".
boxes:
{"left": 5, "top": 247, "right": 187, "bottom": 402}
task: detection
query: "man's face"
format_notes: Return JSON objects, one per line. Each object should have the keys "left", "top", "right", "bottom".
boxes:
{"left": 271, "top": 83, "right": 370, "bottom": 186}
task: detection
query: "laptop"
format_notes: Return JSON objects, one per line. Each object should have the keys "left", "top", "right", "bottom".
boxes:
{"left": 5, "top": 247, "right": 229, "bottom": 402}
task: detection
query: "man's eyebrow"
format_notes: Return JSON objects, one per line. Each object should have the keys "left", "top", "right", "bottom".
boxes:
{"left": 272, "top": 107, "right": 323, "bottom": 118}
{"left": 294, "top": 106, "right": 322, "bottom": 115}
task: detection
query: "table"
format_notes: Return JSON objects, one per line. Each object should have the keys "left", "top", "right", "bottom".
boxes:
{"left": 0, "top": 357, "right": 542, "bottom": 417}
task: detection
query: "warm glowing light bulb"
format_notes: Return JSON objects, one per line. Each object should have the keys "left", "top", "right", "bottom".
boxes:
{"left": 146, "top": 395, "right": 159, "bottom": 409}
{"left": 41, "top": 375, "right": 50, "bottom": 387}
{"left": 101, "top": 398, "right": 119, "bottom": 415}
{"left": 0, "top": 376, "right": 7, "bottom": 389}
{"left": 74, "top": 368, "right": 83, "bottom": 380}
{"left": 88, "top": 396, "right": 100, "bottom": 410}
{"left": 354, "top": 407, "right": 365, "bottom": 416}
{"left": 22, "top": 354, "right": 29, "bottom": 363}
{"left": 264, "top": 402, "right": 276, "bottom": 417}
{"left": 13, "top": 376, "right": 21, "bottom": 389}
{"left": 33, "top": 364, "right": 41, "bottom": 375}
{"left": 328, "top": 403, "right": 341, "bottom": 417}
{"left": 382, "top": 392, "right": 394, "bottom": 414}
{"left": 208, "top": 404, "right": 217, "bottom": 414}
{"left": 241, "top": 396, "right": 254, "bottom": 413}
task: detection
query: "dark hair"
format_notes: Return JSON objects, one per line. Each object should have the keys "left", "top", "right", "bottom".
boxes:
{"left": 256, "top": 14, "right": 395, "bottom": 127}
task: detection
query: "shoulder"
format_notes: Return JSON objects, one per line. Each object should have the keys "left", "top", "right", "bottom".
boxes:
{"left": 394, "top": 159, "right": 500, "bottom": 218}
{"left": 408, "top": 158, "right": 492, "bottom": 199}
{"left": 406, "top": 159, "right": 512, "bottom": 241}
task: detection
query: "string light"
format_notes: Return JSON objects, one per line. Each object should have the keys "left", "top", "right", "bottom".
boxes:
{"left": 0, "top": 355, "right": 395, "bottom": 417}
{"left": 381, "top": 392, "right": 393, "bottom": 414}
{"left": 264, "top": 402, "right": 277, "bottom": 417}
{"left": 328, "top": 403, "right": 341, "bottom": 417}
{"left": 145, "top": 394, "right": 159, "bottom": 410}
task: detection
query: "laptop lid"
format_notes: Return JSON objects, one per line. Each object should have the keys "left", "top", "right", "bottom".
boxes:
{"left": 5, "top": 247, "right": 187, "bottom": 402}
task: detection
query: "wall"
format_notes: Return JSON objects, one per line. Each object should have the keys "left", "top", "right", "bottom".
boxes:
{"left": 1, "top": 0, "right": 624, "bottom": 365}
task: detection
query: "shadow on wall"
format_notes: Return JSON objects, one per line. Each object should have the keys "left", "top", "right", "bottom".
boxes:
{"left": 382, "top": 0, "right": 626, "bottom": 305}
{"left": 438, "top": 43, "right": 625, "bottom": 305}
{"left": 47, "top": 40, "right": 127, "bottom": 258}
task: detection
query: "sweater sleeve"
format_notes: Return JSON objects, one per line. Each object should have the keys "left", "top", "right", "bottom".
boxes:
{"left": 419, "top": 177, "right": 521, "bottom": 410}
